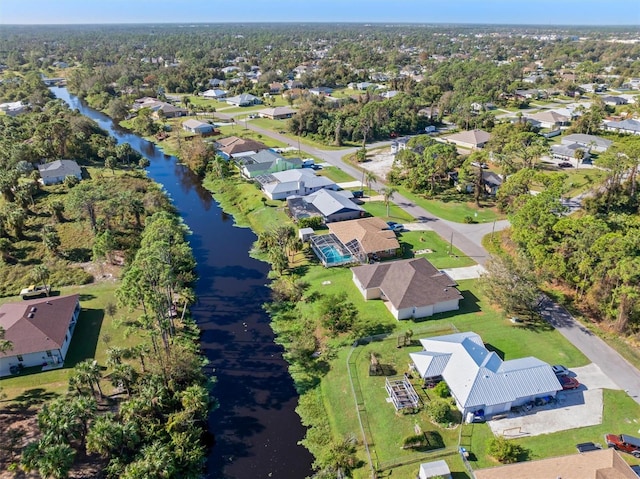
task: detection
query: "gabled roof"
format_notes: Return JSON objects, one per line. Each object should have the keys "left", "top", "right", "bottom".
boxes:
{"left": 329, "top": 217, "right": 399, "bottom": 255}
{"left": 182, "top": 119, "right": 211, "bottom": 129}
{"left": 552, "top": 143, "right": 588, "bottom": 157}
{"left": 37, "top": 160, "right": 81, "bottom": 179}
{"left": 444, "top": 129, "right": 491, "bottom": 146}
{"left": 417, "top": 332, "right": 561, "bottom": 410}
{"left": 216, "top": 136, "right": 269, "bottom": 156}
{"left": 226, "top": 93, "right": 260, "bottom": 104}
{"left": 605, "top": 119, "right": 640, "bottom": 132}
{"left": 474, "top": 448, "right": 637, "bottom": 479}
{"left": 261, "top": 168, "right": 336, "bottom": 194}
{"left": 352, "top": 258, "right": 460, "bottom": 310}
{"left": 527, "top": 110, "right": 569, "bottom": 124}
{"left": 562, "top": 133, "right": 612, "bottom": 149}
{"left": 258, "top": 106, "right": 296, "bottom": 117}
{"left": 305, "top": 189, "right": 364, "bottom": 217}
{"left": 0, "top": 294, "right": 79, "bottom": 356}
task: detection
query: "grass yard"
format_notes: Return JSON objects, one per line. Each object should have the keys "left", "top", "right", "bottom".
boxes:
{"left": 0, "top": 282, "right": 127, "bottom": 401}
{"left": 361, "top": 200, "right": 415, "bottom": 223}
{"left": 312, "top": 277, "right": 592, "bottom": 477}
{"left": 318, "top": 165, "right": 356, "bottom": 183}
{"left": 398, "top": 231, "right": 477, "bottom": 268}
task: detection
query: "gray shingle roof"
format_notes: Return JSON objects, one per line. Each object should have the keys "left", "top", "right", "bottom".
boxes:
{"left": 37, "top": 160, "right": 81, "bottom": 179}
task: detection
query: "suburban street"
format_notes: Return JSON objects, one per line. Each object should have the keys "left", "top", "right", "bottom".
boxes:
{"left": 219, "top": 113, "right": 640, "bottom": 405}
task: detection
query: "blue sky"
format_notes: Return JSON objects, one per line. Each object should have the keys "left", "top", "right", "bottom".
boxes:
{"left": 1, "top": 0, "right": 638, "bottom": 25}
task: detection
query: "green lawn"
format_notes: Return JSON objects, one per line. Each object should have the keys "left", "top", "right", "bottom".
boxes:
{"left": 318, "top": 166, "right": 356, "bottom": 183}
{"left": 361, "top": 200, "right": 415, "bottom": 223}
{"left": 398, "top": 231, "right": 477, "bottom": 268}
{"left": 312, "top": 277, "right": 593, "bottom": 477}
{"left": 0, "top": 282, "right": 128, "bottom": 401}
{"left": 393, "top": 186, "right": 505, "bottom": 223}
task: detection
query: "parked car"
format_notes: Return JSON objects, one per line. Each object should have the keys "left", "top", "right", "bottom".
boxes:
{"left": 560, "top": 375, "right": 580, "bottom": 390}
{"left": 352, "top": 190, "right": 364, "bottom": 198}
{"left": 20, "top": 284, "right": 50, "bottom": 299}
{"left": 558, "top": 161, "right": 573, "bottom": 168}
{"left": 605, "top": 434, "right": 640, "bottom": 458}
{"left": 577, "top": 442, "right": 602, "bottom": 453}
{"left": 386, "top": 221, "right": 404, "bottom": 232}
{"left": 552, "top": 364, "right": 569, "bottom": 376}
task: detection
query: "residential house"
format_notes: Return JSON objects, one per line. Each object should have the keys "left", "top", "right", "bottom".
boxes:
{"left": 208, "top": 78, "right": 227, "bottom": 87}
{"left": 410, "top": 331, "right": 562, "bottom": 418}
{"left": 182, "top": 119, "right": 215, "bottom": 135}
{"left": 515, "top": 88, "right": 543, "bottom": 99}
{"left": 202, "top": 89, "right": 227, "bottom": 99}
{"left": 380, "top": 90, "right": 399, "bottom": 99}
{"left": 482, "top": 171, "right": 503, "bottom": 195}
{"left": 215, "top": 136, "right": 270, "bottom": 159}
{"left": 351, "top": 257, "right": 461, "bottom": 320}
{"left": 226, "top": 93, "right": 262, "bottom": 107}
{"left": 0, "top": 100, "right": 28, "bottom": 116}
{"left": 551, "top": 143, "right": 591, "bottom": 163}
{"left": 269, "top": 82, "right": 284, "bottom": 94}
{"left": 328, "top": 217, "right": 400, "bottom": 260}
{"left": 221, "top": 66, "right": 240, "bottom": 75}
{"left": 37, "top": 160, "right": 82, "bottom": 185}
{"left": 256, "top": 168, "right": 338, "bottom": 200}
{"left": 526, "top": 110, "right": 570, "bottom": 129}
{"left": 390, "top": 136, "right": 411, "bottom": 154}
{"left": 604, "top": 119, "right": 640, "bottom": 135}
{"left": 132, "top": 97, "right": 188, "bottom": 118}
{"left": 418, "top": 460, "right": 452, "bottom": 479}
{"left": 257, "top": 106, "right": 296, "bottom": 120}
{"left": 285, "top": 80, "right": 304, "bottom": 90}
{"left": 237, "top": 149, "right": 302, "bottom": 178}
{"left": 474, "top": 448, "right": 636, "bottom": 479}
{"left": 287, "top": 188, "right": 365, "bottom": 223}
{"left": 562, "top": 133, "right": 612, "bottom": 152}
{"left": 444, "top": 129, "right": 491, "bottom": 149}
{"left": 309, "top": 86, "right": 333, "bottom": 96}
{"left": 602, "top": 95, "right": 627, "bottom": 106}
{"left": 0, "top": 294, "right": 81, "bottom": 377}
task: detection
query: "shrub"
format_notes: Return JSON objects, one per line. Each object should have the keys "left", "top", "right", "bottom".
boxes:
{"left": 488, "top": 436, "right": 529, "bottom": 464}
{"left": 298, "top": 216, "right": 324, "bottom": 229}
{"left": 426, "top": 399, "right": 451, "bottom": 424}
{"left": 402, "top": 434, "right": 426, "bottom": 449}
{"left": 463, "top": 215, "right": 476, "bottom": 224}
{"left": 64, "top": 175, "right": 80, "bottom": 188}
{"left": 433, "top": 381, "right": 450, "bottom": 398}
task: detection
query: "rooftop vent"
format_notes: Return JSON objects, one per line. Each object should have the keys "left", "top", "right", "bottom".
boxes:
{"left": 30, "top": 306, "right": 37, "bottom": 313}
{"left": 27, "top": 313, "right": 34, "bottom": 318}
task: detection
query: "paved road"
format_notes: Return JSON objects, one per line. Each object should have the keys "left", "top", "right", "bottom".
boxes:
{"left": 539, "top": 296, "right": 640, "bottom": 405}
{"left": 220, "top": 112, "right": 640, "bottom": 404}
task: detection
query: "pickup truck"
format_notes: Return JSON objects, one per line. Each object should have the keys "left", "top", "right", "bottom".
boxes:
{"left": 605, "top": 434, "right": 640, "bottom": 457}
{"left": 20, "top": 285, "right": 50, "bottom": 299}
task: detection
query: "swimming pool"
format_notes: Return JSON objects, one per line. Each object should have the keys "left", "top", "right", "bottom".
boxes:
{"left": 320, "top": 245, "right": 353, "bottom": 265}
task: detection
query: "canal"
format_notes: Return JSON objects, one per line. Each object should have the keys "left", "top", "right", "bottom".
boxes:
{"left": 51, "top": 87, "right": 313, "bottom": 479}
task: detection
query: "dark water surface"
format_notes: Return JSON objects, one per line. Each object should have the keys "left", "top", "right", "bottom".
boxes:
{"left": 52, "top": 87, "right": 313, "bottom": 479}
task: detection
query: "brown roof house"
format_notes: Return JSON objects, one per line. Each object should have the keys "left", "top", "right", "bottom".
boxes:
{"left": 328, "top": 217, "right": 400, "bottom": 260}
{"left": 444, "top": 129, "right": 491, "bottom": 149}
{"left": 351, "top": 257, "right": 462, "bottom": 320}
{"left": 215, "top": 136, "right": 270, "bottom": 160}
{"left": 0, "top": 294, "right": 81, "bottom": 377}
{"left": 474, "top": 448, "right": 637, "bottom": 479}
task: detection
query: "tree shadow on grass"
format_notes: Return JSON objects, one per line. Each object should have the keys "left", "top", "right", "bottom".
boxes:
{"left": 4, "top": 388, "right": 59, "bottom": 411}
{"left": 64, "top": 308, "right": 104, "bottom": 367}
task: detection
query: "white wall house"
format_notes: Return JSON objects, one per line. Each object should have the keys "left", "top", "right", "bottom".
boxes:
{"left": 410, "top": 331, "right": 562, "bottom": 418}
{"left": 0, "top": 294, "right": 81, "bottom": 377}
{"left": 37, "top": 160, "right": 82, "bottom": 186}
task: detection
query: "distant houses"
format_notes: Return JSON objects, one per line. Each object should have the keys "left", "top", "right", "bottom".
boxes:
{"left": 182, "top": 119, "right": 215, "bottom": 135}
{"left": 202, "top": 89, "right": 227, "bottom": 99}
{"left": 226, "top": 93, "right": 262, "bottom": 107}
{"left": 236, "top": 149, "right": 302, "bottom": 178}
{"left": 604, "top": 119, "right": 640, "bottom": 135}
{"left": 132, "top": 97, "right": 188, "bottom": 119}
{"left": 257, "top": 106, "right": 296, "bottom": 120}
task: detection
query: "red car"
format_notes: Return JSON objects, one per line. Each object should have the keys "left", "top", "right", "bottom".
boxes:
{"left": 560, "top": 375, "right": 580, "bottom": 390}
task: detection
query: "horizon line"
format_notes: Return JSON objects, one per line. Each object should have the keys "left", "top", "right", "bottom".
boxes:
{"left": 1, "top": 21, "right": 638, "bottom": 27}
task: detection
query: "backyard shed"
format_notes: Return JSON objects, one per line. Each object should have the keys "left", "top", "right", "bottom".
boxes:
{"left": 418, "top": 460, "right": 452, "bottom": 479}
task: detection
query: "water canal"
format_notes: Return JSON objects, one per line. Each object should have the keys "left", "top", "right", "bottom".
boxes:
{"left": 51, "top": 87, "right": 313, "bottom": 479}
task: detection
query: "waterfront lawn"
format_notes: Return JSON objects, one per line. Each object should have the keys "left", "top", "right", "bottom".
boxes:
{"left": 315, "top": 278, "right": 591, "bottom": 477}
{"left": 0, "top": 282, "right": 126, "bottom": 401}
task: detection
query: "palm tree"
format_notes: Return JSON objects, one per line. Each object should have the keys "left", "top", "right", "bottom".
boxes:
{"left": 72, "top": 360, "right": 103, "bottom": 399}
{"left": 363, "top": 170, "right": 377, "bottom": 198}
{"left": 30, "top": 264, "right": 50, "bottom": 296}
{"left": 382, "top": 187, "right": 397, "bottom": 218}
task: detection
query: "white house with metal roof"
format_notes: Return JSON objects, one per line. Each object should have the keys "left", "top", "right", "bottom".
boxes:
{"left": 604, "top": 119, "right": 640, "bottom": 135}
{"left": 410, "top": 331, "right": 562, "bottom": 418}
{"left": 561, "top": 133, "right": 612, "bottom": 152}
{"left": 287, "top": 188, "right": 365, "bottom": 223}
{"left": 256, "top": 168, "right": 338, "bottom": 200}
